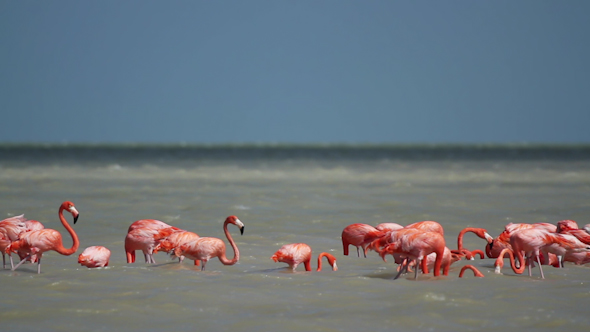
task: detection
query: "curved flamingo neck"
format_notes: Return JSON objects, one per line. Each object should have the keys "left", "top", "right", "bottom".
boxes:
{"left": 317, "top": 252, "right": 337, "bottom": 271}
{"left": 496, "top": 248, "right": 525, "bottom": 274}
{"left": 459, "top": 265, "right": 484, "bottom": 277}
{"left": 218, "top": 220, "right": 240, "bottom": 266}
{"left": 457, "top": 228, "right": 480, "bottom": 250}
{"left": 54, "top": 206, "right": 79, "bottom": 256}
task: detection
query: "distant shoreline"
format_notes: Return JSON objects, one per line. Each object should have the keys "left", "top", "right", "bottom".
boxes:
{"left": 1, "top": 142, "right": 589, "bottom": 149}
{"left": 1, "top": 142, "right": 590, "bottom": 163}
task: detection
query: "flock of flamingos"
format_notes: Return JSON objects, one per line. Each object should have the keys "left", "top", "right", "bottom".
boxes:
{"left": 1, "top": 200, "right": 590, "bottom": 279}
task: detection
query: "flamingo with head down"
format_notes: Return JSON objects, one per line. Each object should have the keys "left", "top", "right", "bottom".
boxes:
{"left": 124, "top": 219, "right": 182, "bottom": 264}
{"left": 453, "top": 227, "right": 493, "bottom": 259}
{"left": 0, "top": 215, "right": 27, "bottom": 269}
{"left": 271, "top": 243, "right": 338, "bottom": 272}
{"left": 341, "top": 223, "right": 385, "bottom": 257}
{"left": 78, "top": 246, "right": 111, "bottom": 268}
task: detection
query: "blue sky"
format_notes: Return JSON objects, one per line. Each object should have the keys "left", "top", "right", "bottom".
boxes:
{"left": 1, "top": 1, "right": 589, "bottom": 144}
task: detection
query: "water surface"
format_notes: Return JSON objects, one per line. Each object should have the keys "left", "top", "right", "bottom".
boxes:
{"left": 1, "top": 144, "right": 589, "bottom": 331}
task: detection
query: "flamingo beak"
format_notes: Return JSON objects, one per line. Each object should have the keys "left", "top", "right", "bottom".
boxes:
{"left": 484, "top": 232, "right": 493, "bottom": 243}
{"left": 69, "top": 207, "right": 80, "bottom": 224}
{"left": 240, "top": 226, "right": 244, "bottom": 235}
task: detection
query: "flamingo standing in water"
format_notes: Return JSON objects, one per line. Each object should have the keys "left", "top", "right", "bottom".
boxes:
{"left": 174, "top": 216, "right": 244, "bottom": 271}
{"left": 153, "top": 230, "right": 201, "bottom": 266}
{"left": 453, "top": 227, "right": 493, "bottom": 259}
{"left": 0, "top": 215, "right": 27, "bottom": 269}
{"left": 6, "top": 201, "right": 80, "bottom": 274}
{"left": 486, "top": 222, "right": 557, "bottom": 258}
{"left": 124, "top": 219, "right": 182, "bottom": 264}
{"left": 271, "top": 243, "right": 338, "bottom": 272}
{"left": 341, "top": 223, "right": 384, "bottom": 257}
{"left": 78, "top": 246, "right": 111, "bottom": 268}
{"left": 379, "top": 228, "right": 447, "bottom": 279}
{"left": 496, "top": 228, "right": 590, "bottom": 278}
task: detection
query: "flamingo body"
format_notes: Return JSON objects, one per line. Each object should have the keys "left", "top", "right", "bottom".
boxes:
{"left": 341, "top": 223, "right": 384, "bottom": 257}
{"left": 78, "top": 246, "right": 111, "bottom": 268}
{"left": 175, "top": 216, "right": 244, "bottom": 271}
{"left": 6, "top": 201, "right": 79, "bottom": 274}
{"left": 124, "top": 219, "right": 181, "bottom": 264}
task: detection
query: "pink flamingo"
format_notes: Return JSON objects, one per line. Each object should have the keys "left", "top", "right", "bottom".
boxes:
{"left": 153, "top": 230, "right": 201, "bottom": 266}
{"left": 379, "top": 228, "right": 447, "bottom": 279}
{"left": 556, "top": 220, "right": 590, "bottom": 245}
{"left": 365, "top": 220, "right": 445, "bottom": 256}
{"left": 6, "top": 201, "right": 80, "bottom": 274}
{"left": 486, "top": 222, "right": 557, "bottom": 258}
{"left": 78, "top": 246, "right": 111, "bottom": 268}
{"left": 399, "top": 246, "right": 463, "bottom": 277}
{"left": 124, "top": 219, "right": 182, "bottom": 264}
{"left": 453, "top": 227, "right": 493, "bottom": 259}
{"left": 174, "top": 216, "right": 244, "bottom": 271}
{"left": 341, "top": 223, "right": 385, "bottom": 257}
{"left": 495, "top": 228, "right": 589, "bottom": 278}
{"left": 0, "top": 215, "right": 27, "bottom": 269}
{"left": 271, "top": 243, "right": 338, "bottom": 271}
{"left": 459, "top": 265, "right": 484, "bottom": 278}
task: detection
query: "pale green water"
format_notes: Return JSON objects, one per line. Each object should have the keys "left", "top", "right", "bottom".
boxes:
{"left": 1, "top": 146, "right": 590, "bottom": 331}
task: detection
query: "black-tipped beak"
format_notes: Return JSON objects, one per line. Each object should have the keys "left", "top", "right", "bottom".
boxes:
{"left": 74, "top": 214, "right": 79, "bottom": 224}
{"left": 240, "top": 226, "right": 244, "bottom": 235}
{"left": 488, "top": 240, "right": 494, "bottom": 250}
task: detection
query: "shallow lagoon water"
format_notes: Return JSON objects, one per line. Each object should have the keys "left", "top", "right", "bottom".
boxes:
{"left": 1, "top": 145, "right": 590, "bottom": 331}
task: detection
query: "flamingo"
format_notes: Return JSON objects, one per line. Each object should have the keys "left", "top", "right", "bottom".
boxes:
{"left": 0, "top": 215, "right": 27, "bottom": 269}
{"left": 19, "top": 219, "right": 45, "bottom": 263}
{"left": 459, "top": 265, "right": 484, "bottom": 278}
{"left": 341, "top": 223, "right": 385, "bottom": 257}
{"left": 124, "top": 219, "right": 182, "bottom": 264}
{"left": 153, "top": 230, "right": 201, "bottom": 266}
{"left": 365, "top": 220, "right": 445, "bottom": 256}
{"left": 453, "top": 227, "right": 493, "bottom": 260}
{"left": 271, "top": 243, "right": 338, "bottom": 272}
{"left": 379, "top": 228, "right": 447, "bottom": 279}
{"left": 555, "top": 220, "right": 590, "bottom": 245}
{"left": 174, "top": 216, "right": 244, "bottom": 271}
{"left": 496, "top": 228, "right": 590, "bottom": 278}
{"left": 486, "top": 222, "right": 557, "bottom": 258}
{"left": 6, "top": 201, "right": 80, "bottom": 274}
{"left": 396, "top": 246, "right": 463, "bottom": 278}
{"left": 78, "top": 246, "right": 111, "bottom": 268}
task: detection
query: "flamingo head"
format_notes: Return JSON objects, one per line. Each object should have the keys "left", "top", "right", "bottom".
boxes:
{"left": 61, "top": 201, "right": 79, "bottom": 224}
{"left": 225, "top": 215, "right": 244, "bottom": 235}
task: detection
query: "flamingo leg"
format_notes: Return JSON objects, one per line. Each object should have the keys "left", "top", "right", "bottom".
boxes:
{"left": 536, "top": 255, "right": 545, "bottom": 279}
{"left": 37, "top": 257, "right": 41, "bottom": 274}
{"left": 9, "top": 255, "right": 15, "bottom": 270}
{"left": 394, "top": 260, "right": 408, "bottom": 280}
{"left": 414, "top": 259, "right": 420, "bottom": 280}
{"left": 12, "top": 254, "right": 31, "bottom": 271}
{"left": 2, "top": 253, "right": 5, "bottom": 269}
{"left": 201, "top": 260, "right": 207, "bottom": 271}
{"left": 356, "top": 247, "right": 361, "bottom": 257}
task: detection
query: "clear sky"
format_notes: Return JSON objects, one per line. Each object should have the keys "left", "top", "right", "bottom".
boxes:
{"left": 1, "top": 1, "right": 589, "bottom": 144}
